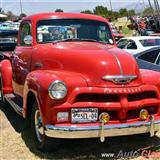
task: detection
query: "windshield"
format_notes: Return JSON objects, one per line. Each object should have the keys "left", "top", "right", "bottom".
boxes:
{"left": 37, "top": 19, "right": 114, "bottom": 44}
{"left": 139, "top": 39, "right": 160, "bottom": 47}
{"left": 146, "top": 30, "right": 155, "bottom": 35}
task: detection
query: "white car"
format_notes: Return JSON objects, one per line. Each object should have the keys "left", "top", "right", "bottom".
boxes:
{"left": 117, "top": 36, "right": 160, "bottom": 54}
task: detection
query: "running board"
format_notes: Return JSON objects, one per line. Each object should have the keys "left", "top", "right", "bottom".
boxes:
{"left": 4, "top": 94, "right": 23, "bottom": 116}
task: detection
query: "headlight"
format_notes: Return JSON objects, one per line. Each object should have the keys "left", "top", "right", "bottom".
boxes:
{"left": 48, "top": 80, "right": 67, "bottom": 99}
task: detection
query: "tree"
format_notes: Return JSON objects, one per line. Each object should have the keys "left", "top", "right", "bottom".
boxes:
{"left": 143, "top": 7, "right": 153, "bottom": 16}
{"left": 55, "top": 9, "right": 63, "bottom": 12}
{"left": 80, "top": 6, "right": 136, "bottom": 20}
{"left": 119, "top": 8, "right": 128, "bottom": 17}
{"left": 112, "top": 11, "right": 119, "bottom": 20}
{"left": 7, "top": 11, "right": 14, "bottom": 20}
{"left": 81, "top": 10, "right": 93, "bottom": 14}
{"left": 93, "top": 6, "right": 108, "bottom": 18}
{"left": 19, "top": 13, "right": 27, "bottom": 19}
{"left": 128, "top": 10, "right": 135, "bottom": 16}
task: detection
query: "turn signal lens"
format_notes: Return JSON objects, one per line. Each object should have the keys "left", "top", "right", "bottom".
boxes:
{"left": 57, "top": 112, "right": 69, "bottom": 122}
{"left": 99, "top": 112, "right": 110, "bottom": 123}
{"left": 139, "top": 109, "right": 149, "bottom": 120}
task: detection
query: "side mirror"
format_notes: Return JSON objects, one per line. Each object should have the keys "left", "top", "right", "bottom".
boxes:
{"left": 24, "top": 35, "right": 32, "bottom": 45}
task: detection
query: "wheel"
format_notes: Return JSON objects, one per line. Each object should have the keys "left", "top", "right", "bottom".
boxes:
{"left": 0, "top": 76, "right": 5, "bottom": 106}
{"left": 31, "top": 102, "right": 60, "bottom": 152}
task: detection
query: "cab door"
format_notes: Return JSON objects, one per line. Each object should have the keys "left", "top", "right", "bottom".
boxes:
{"left": 12, "top": 21, "right": 33, "bottom": 96}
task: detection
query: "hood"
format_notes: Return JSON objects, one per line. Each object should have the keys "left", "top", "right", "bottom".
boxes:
{"left": 34, "top": 42, "right": 141, "bottom": 87}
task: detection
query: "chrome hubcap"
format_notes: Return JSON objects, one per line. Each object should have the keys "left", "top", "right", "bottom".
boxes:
{"left": 34, "top": 109, "right": 44, "bottom": 142}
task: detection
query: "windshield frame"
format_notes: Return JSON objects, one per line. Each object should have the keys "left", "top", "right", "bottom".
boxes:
{"left": 36, "top": 18, "right": 114, "bottom": 45}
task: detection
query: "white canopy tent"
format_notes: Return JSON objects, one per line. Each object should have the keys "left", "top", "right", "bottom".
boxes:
{"left": 0, "top": 13, "right": 7, "bottom": 18}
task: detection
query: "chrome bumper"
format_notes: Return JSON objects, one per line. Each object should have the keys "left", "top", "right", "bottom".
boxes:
{"left": 44, "top": 119, "right": 160, "bottom": 139}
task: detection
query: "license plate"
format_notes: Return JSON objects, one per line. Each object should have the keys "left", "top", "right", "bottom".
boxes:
{"left": 71, "top": 108, "right": 98, "bottom": 123}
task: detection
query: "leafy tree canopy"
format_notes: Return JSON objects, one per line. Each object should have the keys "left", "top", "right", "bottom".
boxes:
{"left": 55, "top": 9, "right": 63, "bottom": 12}
{"left": 143, "top": 7, "right": 153, "bottom": 16}
{"left": 81, "top": 10, "right": 93, "bottom": 14}
{"left": 81, "top": 6, "right": 135, "bottom": 20}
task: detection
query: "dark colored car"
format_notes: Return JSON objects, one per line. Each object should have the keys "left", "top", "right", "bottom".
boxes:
{"left": 0, "top": 30, "right": 18, "bottom": 51}
{"left": 141, "top": 29, "right": 156, "bottom": 36}
{"left": 134, "top": 47, "right": 160, "bottom": 72}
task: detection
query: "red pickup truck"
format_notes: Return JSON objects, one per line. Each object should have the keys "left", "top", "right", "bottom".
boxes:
{"left": 0, "top": 13, "right": 160, "bottom": 151}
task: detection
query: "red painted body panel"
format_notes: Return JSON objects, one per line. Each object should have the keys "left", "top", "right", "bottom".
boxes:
{"left": 0, "top": 60, "right": 13, "bottom": 94}
{"left": 150, "top": 33, "right": 160, "bottom": 37}
{"left": 0, "top": 13, "right": 160, "bottom": 129}
{"left": 112, "top": 33, "right": 124, "bottom": 39}
{"left": 12, "top": 46, "right": 33, "bottom": 96}
{"left": 31, "top": 42, "right": 141, "bottom": 88}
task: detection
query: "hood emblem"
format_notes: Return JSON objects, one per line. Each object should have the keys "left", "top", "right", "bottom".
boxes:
{"left": 102, "top": 75, "right": 137, "bottom": 84}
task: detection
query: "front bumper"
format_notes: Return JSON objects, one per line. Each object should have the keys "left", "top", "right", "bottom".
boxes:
{"left": 44, "top": 118, "right": 160, "bottom": 139}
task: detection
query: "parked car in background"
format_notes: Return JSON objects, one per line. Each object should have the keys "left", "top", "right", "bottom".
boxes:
{"left": 0, "top": 21, "right": 12, "bottom": 30}
{"left": 0, "top": 29, "right": 18, "bottom": 51}
{"left": 0, "top": 21, "right": 20, "bottom": 31}
{"left": 117, "top": 36, "right": 160, "bottom": 54}
{"left": 141, "top": 29, "right": 156, "bottom": 36}
{"left": 108, "top": 22, "right": 124, "bottom": 42}
{"left": 134, "top": 47, "right": 160, "bottom": 72}
{"left": 0, "top": 21, "right": 20, "bottom": 51}
{"left": 150, "top": 33, "right": 160, "bottom": 37}
{"left": 112, "top": 29, "right": 124, "bottom": 41}
{"left": 10, "top": 22, "right": 20, "bottom": 30}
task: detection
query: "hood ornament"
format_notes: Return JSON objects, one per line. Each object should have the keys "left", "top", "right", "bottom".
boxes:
{"left": 102, "top": 75, "right": 137, "bottom": 84}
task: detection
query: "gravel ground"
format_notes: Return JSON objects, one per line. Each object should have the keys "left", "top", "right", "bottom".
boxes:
{"left": 0, "top": 103, "right": 160, "bottom": 160}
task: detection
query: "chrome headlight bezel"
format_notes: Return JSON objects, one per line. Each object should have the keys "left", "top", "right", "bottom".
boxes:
{"left": 48, "top": 80, "right": 67, "bottom": 100}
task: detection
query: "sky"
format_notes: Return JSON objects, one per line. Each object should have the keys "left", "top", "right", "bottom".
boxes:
{"left": 0, "top": 0, "right": 157, "bottom": 16}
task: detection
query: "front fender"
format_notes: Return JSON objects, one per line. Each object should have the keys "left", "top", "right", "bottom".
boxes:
{"left": 0, "top": 59, "right": 13, "bottom": 94}
{"left": 140, "top": 69, "right": 160, "bottom": 87}
{"left": 23, "top": 70, "right": 87, "bottom": 124}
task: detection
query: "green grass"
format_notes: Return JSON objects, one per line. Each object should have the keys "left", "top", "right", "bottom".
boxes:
{"left": 113, "top": 18, "right": 133, "bottom": 37}
{"left": 122, "top": 25, "right": 133, "bottom": 36}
